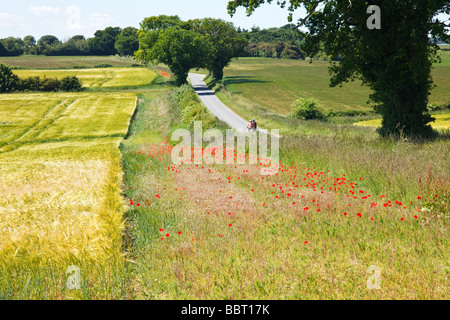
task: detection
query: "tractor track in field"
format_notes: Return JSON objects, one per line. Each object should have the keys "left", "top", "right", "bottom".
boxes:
{"left": 0, "top": 98, "right": 78, "bottom": 154}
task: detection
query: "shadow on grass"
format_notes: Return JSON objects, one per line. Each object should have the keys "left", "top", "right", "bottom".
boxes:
{"left": 223, "top": 76, "right": 270, "bottom": 86}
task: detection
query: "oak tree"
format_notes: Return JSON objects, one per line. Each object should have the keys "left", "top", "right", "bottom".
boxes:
{"left": 228, "top": 0, "right": 450, "bottom": 138}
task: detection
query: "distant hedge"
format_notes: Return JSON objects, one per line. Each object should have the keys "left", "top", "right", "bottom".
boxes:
{"left": 0, "top": 63, "right": 84, "bottom": 93}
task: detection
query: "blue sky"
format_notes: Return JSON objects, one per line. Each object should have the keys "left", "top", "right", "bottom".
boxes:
{"left": 0, "top": 1, "right": 447, "bottom": 41}
{"left": 0, "top": 0, "right": 307, "bottom": 40}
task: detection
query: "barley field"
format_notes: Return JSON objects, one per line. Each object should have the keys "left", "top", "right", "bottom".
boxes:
{"left": 13, "top": 68, "right": 157, "bottom": 88}
{"left": 354, "top": 114, "right": 450, "bottom": 131}
{"left": 0, "top": 92, "right": 137, "bottom": 298}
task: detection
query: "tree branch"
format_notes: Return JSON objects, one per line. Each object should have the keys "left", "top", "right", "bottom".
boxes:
{"left": 292, "top": 0, "right": 330, "bottom": 30}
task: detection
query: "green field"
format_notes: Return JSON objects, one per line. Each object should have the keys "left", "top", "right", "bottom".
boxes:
{"left": 0, "top": 54, "right": 448, "bottom": 300}
{"left": 13, "top": 68, "right": 157, "bottom": 89}
{"left": 0, "top": 55, "right": 136, "bottom": 69}
{"left": 210, "top": 49, "right": 450, "bottom": 116}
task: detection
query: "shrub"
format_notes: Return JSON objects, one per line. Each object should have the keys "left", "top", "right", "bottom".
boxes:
{"left": 40, "top": 77, "right": 61, "bottom": 92}
{"left": 94, "top": 63, "right": 113, "bottom": 68}
{"left": 0, "top": 63, "right": 19, "bottom": 93}
{"left": 289, "top": 97, "right": 324, "bottom": 120}
{"left": 17, "top": 75, "right": 83, "bottom": 92}
{"left": 60, "top": 76, "right": 84, "bottom": 92}
{"left": 173, "top": 84, "right": 200, "bottom": 109}
{"left": 173, "top": 84, "right": 216, "bottom": 130}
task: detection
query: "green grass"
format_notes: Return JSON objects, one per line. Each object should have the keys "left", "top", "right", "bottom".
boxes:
{"left": 118, "top": 85, "right": 449, "bottom": 299}
{"left": 203, "top": 50, "right": 449, "bottom": 127}
{"left": 0, "top": 55, "right": 137, "bottom": 69}
{"left": 1, "top": 54, "right": 448, "bottom": 300}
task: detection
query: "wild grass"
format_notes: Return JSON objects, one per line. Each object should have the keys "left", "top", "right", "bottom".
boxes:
{"left": 13, "top": 68, "right": 157, "bottom": 89}
{"left": 119, "top": 88, "right": 449, "bottom": 300}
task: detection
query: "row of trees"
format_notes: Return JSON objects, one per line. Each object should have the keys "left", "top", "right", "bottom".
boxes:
{"left": 0, "top": 63, "right": 83, "bottom": 93}
{"left": 135, "top": 16, "right": 248, "bottom": 85}
{"left": 239, "top": 25, "right": 305, "bottom": 59}
{"left": 0, "top": 23, "right": 332, "bottom": 61}
{"left": 0, "top": 27, "right": 139, "bottom": 57}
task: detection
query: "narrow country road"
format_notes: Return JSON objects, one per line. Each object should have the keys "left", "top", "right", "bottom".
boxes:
{"left": 188, "top": 73, "right": 249, "bottom": 132}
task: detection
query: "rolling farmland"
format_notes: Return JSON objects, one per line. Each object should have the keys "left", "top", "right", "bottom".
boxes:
{"left": 13, "top": 68, "right": 157, "bottom": 89}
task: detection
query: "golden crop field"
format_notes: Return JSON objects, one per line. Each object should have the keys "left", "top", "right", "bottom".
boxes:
{"left": 0, "top": 92, "right": 137, "bottom": 298}
{"left": 13, "top": 68, "right": 157, "bottom": 88}
{"left": 353, "top": 114, "right": 450, "bottom": 131}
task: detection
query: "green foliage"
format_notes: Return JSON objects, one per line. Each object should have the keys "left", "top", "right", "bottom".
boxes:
{"left": 23, "top": 36, "right": 36, "bottom": 54}
{"left": 0, "top": 37, "right": 25, "bottom": 56}
{"left": 10, "top": 73, "right": 83, "bottom": 93}
{"left": 227, "top": 0, "right": 450, "bottom": 139}
{"left": 115, "top": 27, "right": 139, "bottom": 57}
{"left": 238, "top": 24, "right": 307, "bottom": 60}
{"left": 289, "top": 97, "right": 324, "bottom": 120}
{"left": 173, "top": 84, "right": 200, "bottom": 109}
{"left": 60, "top": 76, "right": 84, "bottom": 92}
{"left": 173, "top": 84, "right": 216, "bottom": 129}
{"left": 136, "top": 19, "right": 212, "bottom": 86}
{"left": 94, "top": 63, "right": 114, "bottom": 68}
{"left": 89, "top": 27, "right": 122, "bottom": 55}
{"left": 136, "top": 15, "right": 245, "bottom": 83}
{"left": 188, "top": 18, "right": 248, "bottom": 79}
{"left": 18, "top": 76, "right": 61, "bottom": 92}
{"left": 0, "top": 63, "right": 19, "bottom": 92}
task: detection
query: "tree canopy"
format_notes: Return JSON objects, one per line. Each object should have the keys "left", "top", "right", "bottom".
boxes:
{"left": 89, "top": 27, "right": 122, "bottom": 55}
{"left": 136, "top": 15, "right": 247, "bottom": 83}
{"left": 228, "top": 0, "right": 450, "bottom": 138}
{"left": 188, "top": 18, "right": 248, "bottom": 79}
{"left": 115, "top": 27, "right": 139, "bottom": 57}
{"left": 136, "top": 17, "right": 212, "bottom": 86}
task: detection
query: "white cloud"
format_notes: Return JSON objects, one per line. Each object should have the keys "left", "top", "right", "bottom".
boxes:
{"left": 28, "top": 5, "right": 61, "bottom": 16}
{"left": 66, "top": 6, "right": 81, "bottom": 31}
{"left": 0, "top": 12, "right": 25, "bottom": 29}
{"left": 89, "top": 13, "right": 113, "bottom": 30}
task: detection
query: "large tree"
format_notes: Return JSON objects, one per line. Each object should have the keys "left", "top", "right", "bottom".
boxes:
{"left": 88, "top": 27, "right": 122, "bottom": 55}
{"left": 0, "top": 37, "right": 25, "bottom": 56}
{"left": 115, "top": 27, "right": 139, "bottom": 56}
{"left": 0, "top": 63, "right": 19, "bottom": 93}
{"left": 23, "top": 36, "right": 36, "bottom": 55}
{"left": 135, "top": 16, "right": 212, "bottom": 86}
{"left": 188, "top": 18, "right": 248, "bottom": 80}
{"left": 228, "top": 0, "right": 450, "bottom": 139}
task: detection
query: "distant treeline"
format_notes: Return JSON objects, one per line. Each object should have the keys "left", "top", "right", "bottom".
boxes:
{"left": 0, "top": 27, "right": 139, "bottom": 57}
{"left": 0, "top": 24, "right": 337, "bottom": 61}
{"left": 238, "top": 24, "right": 306, "bottom": 59}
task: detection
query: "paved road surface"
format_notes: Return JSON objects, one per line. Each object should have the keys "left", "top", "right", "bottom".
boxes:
{"left": 188, "top": 73, "right": 249, "bottom": 132}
